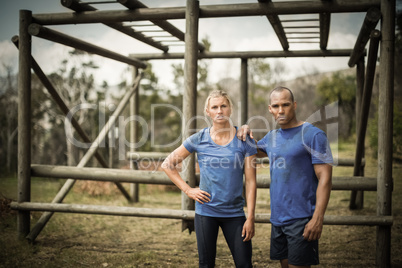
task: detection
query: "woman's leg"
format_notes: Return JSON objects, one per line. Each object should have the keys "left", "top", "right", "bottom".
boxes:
{"left": 195, "top": 214, "right": 220, "bottom": 268}
{"left": 221, "top": 216, "right": 252, "bottom": 268}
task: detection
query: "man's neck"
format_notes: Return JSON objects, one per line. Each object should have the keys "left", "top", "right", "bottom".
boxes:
{"left": 280, "top": 119, "right": 304, "bottom": 130}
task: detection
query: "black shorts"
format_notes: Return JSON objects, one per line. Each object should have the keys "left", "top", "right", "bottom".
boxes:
{"left": 270, "top": 217, "right": 319, "bottom": 266}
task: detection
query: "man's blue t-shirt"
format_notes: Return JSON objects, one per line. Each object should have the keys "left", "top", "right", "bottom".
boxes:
{"left": 183, "top": 127, "right": 257, "bottom": 217}
{"left": 257, "top": 122, "right": 333, "bottom": 226}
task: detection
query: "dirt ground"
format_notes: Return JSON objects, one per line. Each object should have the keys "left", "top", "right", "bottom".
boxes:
{"left": 1, "top": 161, "right": 401, "bottom": 267}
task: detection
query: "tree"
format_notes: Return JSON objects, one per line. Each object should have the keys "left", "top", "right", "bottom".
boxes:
{"left": 368, "top": 10, "right": 402, "bottom": 159}
{"left": 171, "top": 37, "right": 213, "bottom": 130}
{"left": 119, "top": 63, "right": 183, "bottom": 152}
{"left": 39, "top": 49, "right": 106, "bottom": 167}
{"left": 316, "top": 71, "right": 356, "bottom": 139}
{"left": 171, "top": 36, "right": 212, "bottom": 94}
{"left": 0, "top": 64, "right": 18, "bottom": 174}
{"left": 246, "top": 59, "right": 290, "bottom": 137}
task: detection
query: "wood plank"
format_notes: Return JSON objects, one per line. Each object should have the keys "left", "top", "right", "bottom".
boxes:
{"left": 11, "top": 202, "right": 393, "bottom": 226}
{"left": 129, "top": 49, "right": 354, "bottom": 60}
{"left": 32, "top": 1, "right": 380, "bottom": 25}
{"left": 30, "top": 165, "right": 377, "bottom": 191}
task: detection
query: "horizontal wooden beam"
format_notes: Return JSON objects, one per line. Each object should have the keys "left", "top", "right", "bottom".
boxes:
{"left": 256, "top": 176, "right": 377, "bottom": 191}
{"left": 128, "top": 151, "right": 170, "bottom": 160}
{"left": 126, "top": 152, "right": 365, "bottom": 167}
{"left": 129, "top": 49, "right": 355, "bottom": 60}
{"left": 256, "top": 157, "right": 366, "bottom": 167}
{"left": 11, "top": 202, "right": 195, "bottom": 220}
{"left": 28, "top": 23, "right": 147, "bottom": 69}
{"left": 31, "top": 164, "right": 174, "bottom": 185}
{"left": 10, "top": 202, "right": 393, "bottom": 226}
{"left": 31, "top": 164, "right": 376, "bottom": 190}
{"left": 32, "top": 1, "right": 380, "bottom": 25}
{"left": 255, "top": 213, "right": 393, "bottom": 226}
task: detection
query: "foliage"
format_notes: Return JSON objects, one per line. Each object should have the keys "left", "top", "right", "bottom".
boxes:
{"left": 127, "top": 63, "right": 183, "bottom": 152}
{"left": 368, "top": 11, "right": 402, "bottom": 160}
{"left": 246, "top": 59, "right": 289, "bottom": 136}
{"left": 248, "top": 58, "right": 272, "bottom": 107}
{"left": 396, "top": 10, "right": 402, "bottom": 54}
{"left": 43, "top": 50, "right": 106, "bottom": 166}
{"left": 316, "top": 71, "right": 356, "bottom": 138}
{"left": 170, "top": 37, "right": 213, "bottom": 132}
{"left": 171, "top": 37, "right": 212, "bottom": 94}
{"left": 316, "top": 71, "right": 356, "bottom": 105}
{"left": 0, "top": 64, "right": 17, "bottom": 174}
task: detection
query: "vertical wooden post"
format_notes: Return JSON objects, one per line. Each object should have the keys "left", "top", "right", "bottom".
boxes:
{"left": 355, "top": 31, "right": 381, "bottom": 210}
{"left": 108, "top": 125, "right": 114, "bottom": 168}
{"left": 240, "top": 58, "right": 248, "bottom": 125}
{"left": 376, "top": 0, "right": 395, "bottom": 266}
{"left": 355, "top": 58, "right": 365, "bottom": 208}
{"left": 17, "top": 10, "right": 32, "bottom": 240}
{"left": 181, "top": 0, "right": 199, "bottom": 232}
{"left": 130, "top": 67, "right": 140, "bottom": 203}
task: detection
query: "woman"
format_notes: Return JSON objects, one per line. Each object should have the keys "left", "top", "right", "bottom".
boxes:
{"left": 162, "top": 90, "right": 257, "bottom": 268}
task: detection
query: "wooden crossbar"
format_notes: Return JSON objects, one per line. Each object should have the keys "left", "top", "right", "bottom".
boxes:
{"left": 30, "top": 164, "right": 377, "bottom": 191}
{"left": 10, "top": 202, "right": 393, "bottom": 226}
{"left": 126, "top": 152, "right": 365, "bottom": 167}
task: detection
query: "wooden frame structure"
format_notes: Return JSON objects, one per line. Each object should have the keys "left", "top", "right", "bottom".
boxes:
{"left": 11, "top": 0, "right": 395, "bottom": 266}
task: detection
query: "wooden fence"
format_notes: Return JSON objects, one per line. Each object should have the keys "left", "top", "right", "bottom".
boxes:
{"left": 12, "top": 0, "right": 395, "bottom": 266}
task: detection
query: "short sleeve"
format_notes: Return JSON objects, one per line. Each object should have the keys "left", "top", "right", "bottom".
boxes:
{"left": 244, "top": 136, "right": 258, "bottom": 157}
{"left": 183, "top": 132, "right": 201, "bottom": 153}
{"left": 257, "top": 134, "right": 269, "bottom": 155}
{"left": 310, "top": 132, "right": 333, "bottom": 164}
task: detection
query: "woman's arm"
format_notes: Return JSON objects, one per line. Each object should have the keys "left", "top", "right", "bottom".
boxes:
{"left": 161, "top": 145, "right": 210, "bottom": 204}
{"left": 242, "top": 154, "right": 257, "bottom": 241}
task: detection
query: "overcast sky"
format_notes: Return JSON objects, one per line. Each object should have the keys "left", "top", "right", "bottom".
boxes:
{"left": 1, "top": 0, "right": 400, "bottom": 91}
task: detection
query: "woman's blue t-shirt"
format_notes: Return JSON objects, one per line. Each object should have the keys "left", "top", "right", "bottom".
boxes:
{"left": 257, "top": 122, "right": 333, "bottom": 226}
{"left": 183, "top": 127, "right": 257, "bottom": 217}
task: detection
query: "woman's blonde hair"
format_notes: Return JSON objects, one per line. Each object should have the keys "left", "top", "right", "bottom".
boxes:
{"left": 204, "top": 89, "right": 233, "bottom": 117}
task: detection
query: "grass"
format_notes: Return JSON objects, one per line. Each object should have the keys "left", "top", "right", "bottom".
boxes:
{"left": 1, "top": 140, "right": 401, "bottom": 267}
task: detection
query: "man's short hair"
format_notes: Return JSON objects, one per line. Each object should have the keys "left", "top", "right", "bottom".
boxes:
{"left": 269, "top": 86, "right": 295, "bottom": 103}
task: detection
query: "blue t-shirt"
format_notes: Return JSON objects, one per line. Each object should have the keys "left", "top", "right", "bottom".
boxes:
{"left": 183, "top": 127, "right": 257, "bottom": 217}
{"left": 257, "top": 122, "right": 333, "bottom": 226}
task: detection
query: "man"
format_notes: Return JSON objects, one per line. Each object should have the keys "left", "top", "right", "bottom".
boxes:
{"left": 238, "top": 86, "right": 333, "bottom": 268}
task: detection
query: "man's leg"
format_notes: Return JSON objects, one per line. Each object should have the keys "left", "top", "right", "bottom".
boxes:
{"left": 270, "top": 224, "right": 288, "bottom": 264}
{"left": 284, "top": 218, "right": 319, "bottom": 267}
{"left": 281, "top": 258, "right": 310, "bottom": 268}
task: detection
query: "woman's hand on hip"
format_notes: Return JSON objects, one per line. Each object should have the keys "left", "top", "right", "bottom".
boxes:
{"left": 185, "top": 188, "right": 211, "bottom": 204}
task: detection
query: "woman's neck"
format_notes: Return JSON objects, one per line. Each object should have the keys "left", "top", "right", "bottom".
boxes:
{"left": 211, "top": 122, "right": 232, "bottom": 135}
{"left": 210, "top": 123, "right": 235, "bottom": 145}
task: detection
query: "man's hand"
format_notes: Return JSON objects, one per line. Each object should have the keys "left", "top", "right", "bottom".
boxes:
{"left": 237, "top": 125, "right": 253, "bottom": 141}
{"left": 302, "top": 217, "right": 324, "bottom": 241}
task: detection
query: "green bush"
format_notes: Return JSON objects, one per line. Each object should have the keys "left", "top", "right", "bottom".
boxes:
{"left": 369, "top": 102, "right": 402, "bottom": 159}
